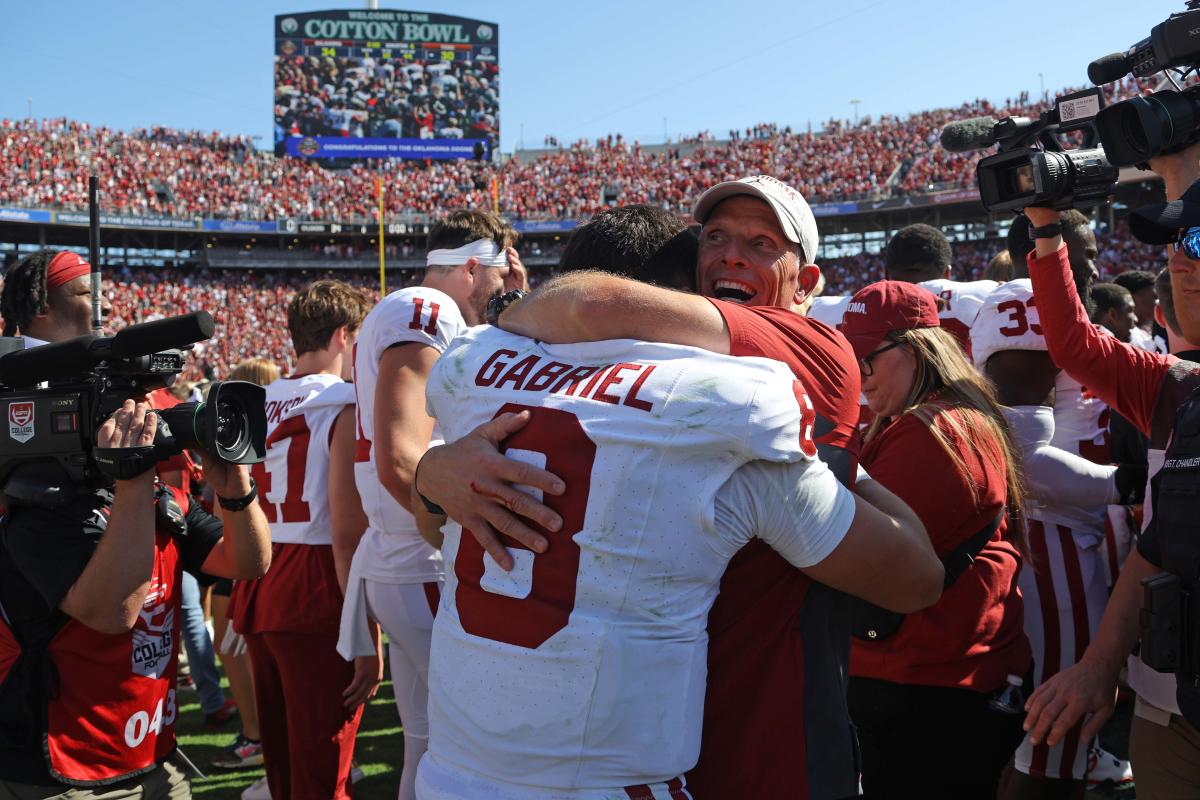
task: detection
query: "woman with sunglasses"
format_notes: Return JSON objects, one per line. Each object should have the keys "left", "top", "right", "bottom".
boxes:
{"left": 837, "top": 280, "right": 1032, "bottom": 797}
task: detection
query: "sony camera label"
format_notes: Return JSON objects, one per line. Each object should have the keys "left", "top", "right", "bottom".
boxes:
{"left": 8, "top": 402, "right": 34, "bottom": 444}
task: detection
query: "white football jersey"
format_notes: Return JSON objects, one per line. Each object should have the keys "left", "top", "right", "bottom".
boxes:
{"left": 422, "top": 326, "right": 834, "bottom": 793}
{"left": 971, "top": 279, "right": 1046, "bottom": 368}
{"left": 971, "top": 281, "right": 1109, "bottom": 542}
{"left": 806, "top": 294, "right": 851, "bottom": 327}
{"left": 353, "top": 285, "right": 466, "bottom": 583}
{"left": 252, "top": 374, "right": 352, "bottom": 545}
{"left": 919, "top": 278, "right": 998, "bottom": 352}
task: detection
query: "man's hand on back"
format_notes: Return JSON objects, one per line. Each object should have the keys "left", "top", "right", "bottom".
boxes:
{"left": 416, "top": 411, "right": 565, "bottom": 571}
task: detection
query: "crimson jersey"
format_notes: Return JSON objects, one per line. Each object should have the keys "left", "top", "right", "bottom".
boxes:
{"left": 689, "top": 301, "right": 862, "bottom": 800}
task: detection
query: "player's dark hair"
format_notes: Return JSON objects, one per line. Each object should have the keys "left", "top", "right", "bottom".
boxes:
{"left": 885, "top": 224, "right": 952, "bottom": 283}
{"left": 1155, "top": 267, "right": 1180, "bottom": 336}
{"left": 1006, "top": 210, "right": 1094, "bottom": 313}
{"left": 1088, "top": 282, "right": 1132, "bottom": 323}
{"left": 1112, "top": 269, "right": 1156, "bottom": 295}
{"left": 1, "top": 249, "right": 55, "bottom": 336}
{"left": 559, "top": 205, "right": 697, "bottom": 291}
{"left": 426, "top": 209, "right": 516, "bottom": 255}
{"left": 287, "top": 280, "right": 372, "bottom": 356}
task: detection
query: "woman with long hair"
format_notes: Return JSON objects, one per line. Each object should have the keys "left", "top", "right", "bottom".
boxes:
{"left": 838, "top": 281, "right": 1031, "bottom": 798}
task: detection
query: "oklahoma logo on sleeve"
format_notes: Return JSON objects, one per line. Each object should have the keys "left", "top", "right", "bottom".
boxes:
{"left": 8, "top": 401, "right": 33, "bottom": 443}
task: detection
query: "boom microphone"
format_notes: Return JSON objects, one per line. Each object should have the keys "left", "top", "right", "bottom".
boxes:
{"left": 107, "top": 311, "right": 215, "bottom": 359}
{"left": 0, "top": 336, "right": 99, "bottom": 387}
{"left": 1088, "top": 53, "right": 1130, "bottom": 86}
{"left": 939, "top": 117, "right": 998, "bottom": 153}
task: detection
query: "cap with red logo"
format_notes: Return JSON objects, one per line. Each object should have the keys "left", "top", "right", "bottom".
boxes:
{"left": 838, "top": 280, "right": 941, "bottom": 361}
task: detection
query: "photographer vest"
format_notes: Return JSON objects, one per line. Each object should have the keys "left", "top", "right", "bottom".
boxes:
{"left": 1147, "top": 385, "right": 1200, "bottom": 726}
{"left": 0, "top": 485, "right": 190, "bottom": 786}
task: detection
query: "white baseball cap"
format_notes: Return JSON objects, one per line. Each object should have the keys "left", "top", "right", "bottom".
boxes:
{"left": 692, "top": 175, "right": 819, "bottom": 263}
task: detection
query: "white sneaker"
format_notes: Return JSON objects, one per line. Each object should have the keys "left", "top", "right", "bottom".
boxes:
{"left": 241, "top": 777, "right": 271, "bottom": 800}
{"left": 350, "top": 764, "right": 365, "bottom": 784}
{"left": 1087, "top": 744, "right": 1134, "bottom": 786}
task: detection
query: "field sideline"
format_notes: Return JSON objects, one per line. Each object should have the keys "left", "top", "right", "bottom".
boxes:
{"left": 176, "top": 676, "right": 404, "bottom": 799}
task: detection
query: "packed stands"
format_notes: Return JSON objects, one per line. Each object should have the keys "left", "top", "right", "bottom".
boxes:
{"left": 0, "top": 78, "right": 1158, "bottom": 223}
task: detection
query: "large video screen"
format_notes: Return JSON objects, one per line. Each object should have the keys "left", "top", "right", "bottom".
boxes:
{"left": 274, "top": 9, "right": 499, "bottom": 160}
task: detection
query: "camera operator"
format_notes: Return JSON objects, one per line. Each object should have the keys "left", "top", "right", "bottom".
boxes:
{"left": 1019, "top": 144, "right": 1200, "bottom": 797}
{"left": 0, "top": 252, "right": 271, "bottom": 797}
{"left": 0, "top": 249, "right": 110, "bottom": 342}
{"left": 0, "top": 403, "right": 270, "bottom": 796}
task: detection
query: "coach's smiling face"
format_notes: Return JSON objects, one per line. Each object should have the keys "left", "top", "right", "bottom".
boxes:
{"left": 698, "top": 196, "right": 818, "bottom": 310}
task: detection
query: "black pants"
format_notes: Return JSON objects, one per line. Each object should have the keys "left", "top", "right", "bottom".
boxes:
{"left": 849, "top": 676, "right": 1025, "bottom": 800}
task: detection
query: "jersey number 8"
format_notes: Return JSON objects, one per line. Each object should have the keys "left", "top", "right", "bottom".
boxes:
{"left": 454, "top": 404, "right": 596, "bottom": 649}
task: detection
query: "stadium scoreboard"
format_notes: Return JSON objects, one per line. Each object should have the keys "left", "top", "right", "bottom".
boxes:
{"left": 274, "top": 10, "right": 499, "bottom": 160}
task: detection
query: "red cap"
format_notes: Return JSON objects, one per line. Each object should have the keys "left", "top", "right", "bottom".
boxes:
{"left": 837, "top": 280, "right": 940, "bottom": 361}
{"left": 46, "top": 251, "right": 92, "bottom": 289}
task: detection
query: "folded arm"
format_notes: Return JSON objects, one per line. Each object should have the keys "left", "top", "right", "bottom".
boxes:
{"left": 499, "top": 270, "right": 731, "bottom": 352}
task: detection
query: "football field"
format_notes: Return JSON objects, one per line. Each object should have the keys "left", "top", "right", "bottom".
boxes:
{"left": 177, "top": 676, "right": 403, "bottom": 799}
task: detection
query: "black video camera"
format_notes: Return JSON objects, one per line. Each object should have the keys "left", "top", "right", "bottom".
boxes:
{"left": 940, "top": 88, "right": 1118, "bottom": 213}
{"left": 0, "top": 311, "right": 266, "bottom": 507}
{"left": 1088, "top": 1, "right": 1200, "bottom": 166}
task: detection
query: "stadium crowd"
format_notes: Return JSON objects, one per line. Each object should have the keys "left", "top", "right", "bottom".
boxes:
{"left": 0, "top": 78, "right": 1158, "bottom": 224}
{"left": 274, "top": 54, "right": 500, "bottom": 147}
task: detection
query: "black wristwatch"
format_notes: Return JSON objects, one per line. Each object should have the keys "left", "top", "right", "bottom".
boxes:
{"left": 486, "top": 289, "right": 527, "bottom": 326}
{"left": 1030, "top": 222, "right": 1063, "bottom": 240}
{"left": 218, "top": 478, "right": 258, "bottom": 512}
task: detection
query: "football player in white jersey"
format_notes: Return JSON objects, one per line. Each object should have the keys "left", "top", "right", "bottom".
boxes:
{"left": 1002, "top": 210, "right": 1136, "bottom": 787}
{"left": 970, "top": 280, "right": 1137, "bottom": 793}
{"left": 229, "top": 280, "right": 372, "bottom": 799}
{"left": 885, "top": 223, "right": 997, "bottom": 355}
{"left": 414, "top": 324, "right": 938, "bottom": 800}
{"left": 336, "top": 209, "right": 525, "bottom": 800}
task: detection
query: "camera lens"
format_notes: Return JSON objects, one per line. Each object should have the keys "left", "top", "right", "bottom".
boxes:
{"left": 1096, "top": 89, "right": 1200, "bottom": 166}
{"left": 212, "top": 397, "right": 252, "bottom": 458}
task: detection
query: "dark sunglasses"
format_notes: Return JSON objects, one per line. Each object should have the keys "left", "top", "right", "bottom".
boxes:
{"left": 1174, "top": 226, "right": 1200, "bottom": 260}
{"left": 860, "top": 340, "right": 902, "bottom": 376}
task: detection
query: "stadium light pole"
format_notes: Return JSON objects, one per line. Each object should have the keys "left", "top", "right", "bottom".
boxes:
{"left": 850, "top": 99, "right": 861, "bottom": 125}
{"left": 26, "top": 97, "right": 31, "bottom": 119}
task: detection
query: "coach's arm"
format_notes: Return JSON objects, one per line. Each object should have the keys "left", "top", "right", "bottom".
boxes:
{"left": 498, "top": 271, "right": 733, "bottom": 353}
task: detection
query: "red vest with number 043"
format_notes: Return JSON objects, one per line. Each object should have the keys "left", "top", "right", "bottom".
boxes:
{"left": 0, "top": 486, "right": 188, "bottom": 785}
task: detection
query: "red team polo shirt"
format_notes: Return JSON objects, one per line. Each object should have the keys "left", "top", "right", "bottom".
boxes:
{"left": 687, "top": 302, "right": 862, "bottom": 800}
{"left": 851, "top": 405, "right": 1030, "bottom": 691}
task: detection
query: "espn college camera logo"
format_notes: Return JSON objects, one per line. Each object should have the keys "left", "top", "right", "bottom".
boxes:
{"left": 8, "top": 402, "right": 34, "bottom": 443}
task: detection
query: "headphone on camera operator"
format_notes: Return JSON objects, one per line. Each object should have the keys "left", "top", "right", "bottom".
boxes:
{"left": 0, "top": 249, "right": 271, "bottom": 795}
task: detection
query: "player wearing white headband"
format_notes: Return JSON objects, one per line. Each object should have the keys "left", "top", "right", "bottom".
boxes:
{"left": 335, "top": 210, "right": 525, "bottom": 800}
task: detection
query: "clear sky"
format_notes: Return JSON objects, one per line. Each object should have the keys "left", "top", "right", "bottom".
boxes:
{"left": 0, "top": 0, "right": 1184, "bottom": 151}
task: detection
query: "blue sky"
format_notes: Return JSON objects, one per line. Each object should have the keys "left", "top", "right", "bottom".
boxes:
{"left": 0, "top": 0, "right": 1184, "bottom": 150}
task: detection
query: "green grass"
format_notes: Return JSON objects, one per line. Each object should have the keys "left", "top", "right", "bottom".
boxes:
{"left": 175, "top": 676, "right": 404, "bottom": 799}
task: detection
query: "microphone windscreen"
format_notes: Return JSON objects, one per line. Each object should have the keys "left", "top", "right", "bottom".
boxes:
{"left": 1088, "top": 53, "right": 1129, "bottom": 86}
{"left": 0, "top": 336, "right": 98, "bottom": 387}
{"left": 939, "top": 117, "right": 998, "bottom": 153}
{"left": 109, "top": 312, "right": 215, "bottom": 359}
